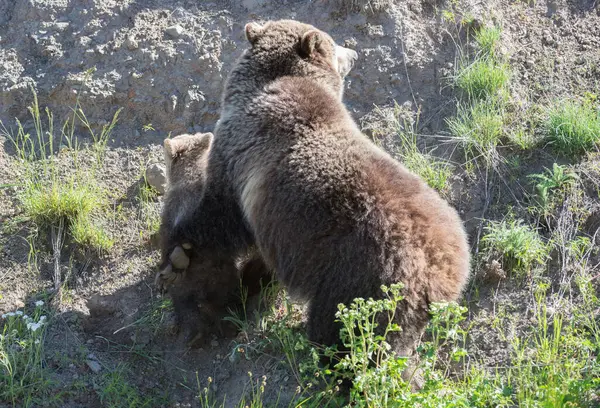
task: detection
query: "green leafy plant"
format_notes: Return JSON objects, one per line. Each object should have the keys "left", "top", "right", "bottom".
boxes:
{"left": 528, "top": 163, "right": 579, "bottom": 216}
{"left": 481, "top": 218, "right": 550, "bottom": 275}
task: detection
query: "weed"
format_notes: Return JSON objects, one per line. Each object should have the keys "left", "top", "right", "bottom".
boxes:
{"left": 447, "top": 101, "right": 504, "bottom": 168}
{"left": 137, "top": 180, "right": 161, "bottom": 236}
{"left": 1, "top": 86, "right": 119, "bottom": 287}
{"left": 0, "top": 301, "right": 50, "bottom": 407}
{"left": 545, "top": 99, "right": 600, "bottom": 157}
{"left": 96, "top": 364, "right": 163, "bottom": 408}
{"left": 481, "top": 218, "right": 550, "bottom": 275}
{"left": 528, "top": 163, "right": 579, "bottom": 217}
{"left": 474, "top": 25, "right": 502, "bottom": 58}
{"left": 506, "top": 283, "right": 600, "bottom": 406}
{"left": 70, "top": 214, "right": 114, "bottom": 254}
{"left": 369, "top": 104, "right": 453, "bottom": 192}
{"left": 454, "top": 58, "right": 510, "bottom": 101}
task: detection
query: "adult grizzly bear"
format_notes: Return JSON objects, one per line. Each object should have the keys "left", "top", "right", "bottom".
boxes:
{"left": 158, "top": 132, "right": 272, "bottom": 346}
{"left": 157, "top": 20, "right": 470, "bottom": 367}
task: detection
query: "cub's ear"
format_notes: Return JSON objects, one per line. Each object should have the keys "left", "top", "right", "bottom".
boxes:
{"left": 300, "top": 30, "right": 327, "bottom": 59}
{"left": 245, "top": 22, "right": 264, "bottom": 45}
{"left": 164, "top": 132, "right": 214, "bottom": 159}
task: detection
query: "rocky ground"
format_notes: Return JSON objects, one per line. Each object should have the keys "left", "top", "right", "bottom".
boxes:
{"left": 1, "top": 0, "right": 600, "bottom": 407}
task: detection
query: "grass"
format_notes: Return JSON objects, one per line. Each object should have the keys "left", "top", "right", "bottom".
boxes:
{"left": 96, "top": 364, "right": 165, "bottom": 407}
{"left": 481, "top": 218, "right": 550, "bottom": 276}
{"left": 369, "top": 104, "right": 453, "bottom": 193}
{"left": 528, "top": 163, "right": 579, "bottom": 218}
{"left": 0, "top": 85, "right": 119, "bottom": 287}
{"left": 545, "top": 99, "right": 600, "bottom": 157}
{"left": 137, "top": 173, "right": 161, "bottom": 238}
{"left": 455, "top": 58, "right": 510, "bottom": 101}
{"left": 447, "top": 101, "right": 504, "bottom": 168}
{"left": 447, "top": 25, "right": 511, "bottom": 170}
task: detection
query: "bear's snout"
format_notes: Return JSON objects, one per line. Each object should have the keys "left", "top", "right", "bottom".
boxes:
{"left": 335, "top": 45, "right": 358, "bottom": 77}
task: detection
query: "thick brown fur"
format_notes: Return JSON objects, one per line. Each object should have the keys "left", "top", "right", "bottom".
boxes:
{"left": 159, "top": 20, "right": 470, "bottom": 373}
{"left": 158, "top": 132, "right": 272, "bottom": 346}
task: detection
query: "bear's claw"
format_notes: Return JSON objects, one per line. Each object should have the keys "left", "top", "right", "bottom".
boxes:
{"left": 155, "top": 264, "right": 176, "bottom": 292}
{"left": 155, "top": 245, "right": 191, "bottom": 292}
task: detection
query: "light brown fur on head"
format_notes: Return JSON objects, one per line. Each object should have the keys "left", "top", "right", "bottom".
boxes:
{"left": 227, "top": 20, "right": 357, "bottom": 104}
{"left": 163, "top": 132, "right": 213, "bottom": 186}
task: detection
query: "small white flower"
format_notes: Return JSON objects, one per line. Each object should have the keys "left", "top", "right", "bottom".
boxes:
{"left": 35, "top": 300, "right": 44, "bottom": 307}
{"left": 6, "top": 312, "right": 15, "bottom": 317}
{"left": 22, "top": 315, "right": 29, "bottom": 320}
{"left": 1, "top": 314, "right": 6, "bottom": 319}
{"left": 27, "top": 322, "right": 41, "bottom": 332}
{"left": 35, "top": 339, "right": 40, "bottom": 345}
{"left": 39, "top": 316, "right": 47, "bottom": 322}
{"left": 15, "top": 311, "right": 23, "bottom": 316}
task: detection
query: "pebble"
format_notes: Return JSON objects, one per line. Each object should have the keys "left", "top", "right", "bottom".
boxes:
{"left": 165, "top": 25, "right": 184, "bottom": 38}
{"left": 145, "top": 163, "right": 167, "bottom": 195}
{"left": 125, "top": 36, "right": 138, "bottom": 50}
{"left": 86, "top": 359, "right": 101, "bottom": 373}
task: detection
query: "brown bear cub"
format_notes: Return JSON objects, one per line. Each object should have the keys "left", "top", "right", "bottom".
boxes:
{"left": 157, "top": 132, "right": 272, "bottom": 346}
{"left": 157, "top": 19, "right": 470, "bottom": 377}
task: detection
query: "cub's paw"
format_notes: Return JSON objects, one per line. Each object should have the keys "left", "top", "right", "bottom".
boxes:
{"left": 154, "top": 264, "right": 181, "bottom": 292}
{"left": 154, "top": 244, "right": 192, "bottom": 292}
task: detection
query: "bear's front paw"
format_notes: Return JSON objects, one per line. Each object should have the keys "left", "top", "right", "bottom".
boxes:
{"left": 154, "top": 245, "right": 192, "bottom": 292}
{"left": 155, "top": 264, "right": 182, "bottom": 292}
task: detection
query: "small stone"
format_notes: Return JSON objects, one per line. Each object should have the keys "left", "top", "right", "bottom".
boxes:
{"left": 211, "top": 339, "right": 219, "bottom": 348}
{"left": 86, "top": 359, "right": 101, "bottom": 373}
{"left": 165, "top": 25, "right": 184, "bottom": 38}
{"left": 145, "top": 163, "right": 167, "bottom": 195}
{"left": 125, "top": 36, "right": 138, "bottom": 50}
{"left": 87, "top": 353, "right": 97, "bottom": 361}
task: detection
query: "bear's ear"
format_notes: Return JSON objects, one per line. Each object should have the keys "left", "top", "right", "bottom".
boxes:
{"left": 245, "top": 22, "right": 264, "bottom": 45}
{"left": 164, "top": 132, "right": 214, "bottom": 159}
{"left": 300, "top": 30, "right": 327, "bottom": 59}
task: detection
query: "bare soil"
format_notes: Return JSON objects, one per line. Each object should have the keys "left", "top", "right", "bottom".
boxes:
{"left": 1, "top": 0, "right": 599, "bottom": 406}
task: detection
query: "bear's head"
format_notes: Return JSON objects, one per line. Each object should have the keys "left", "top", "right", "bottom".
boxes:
{"left": 241, "top": 20, "right": 358, "bottom": 99}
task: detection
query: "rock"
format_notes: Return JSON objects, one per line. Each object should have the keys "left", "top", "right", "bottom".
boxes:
{"left": 210, "top": 339, "right": 219, "bottom": 348}
{"left": 165, "top": 25, "right": 184, "bottom": 38}
{"left": 87, "top": 294, "right": 118, "bottom": 317}
{"left": 124, "top": 36, "right": 138, "bottom": 50}
{"left": 86, "top": 359, "right": 101, "bottom": 373}
{"left": 145, "top": 163, "right": 167, "bottom": 195}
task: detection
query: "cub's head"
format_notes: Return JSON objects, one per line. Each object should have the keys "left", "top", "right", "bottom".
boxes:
{"left": 242, "top": 20, "right": 358, "bottom": 98}
{"left": 163, "top": 132, "right": 214, "bottom": 189}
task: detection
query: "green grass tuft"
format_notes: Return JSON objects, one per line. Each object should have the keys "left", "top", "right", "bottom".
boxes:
{"left": 455, "top": 58, "right": 510, "bottom": 101}
{"left": 474, "top": 25, "right": 502, "bottom": 58}
{"left": 20, "top": 181, "right": 102, "bottom": 227}
{"left": 545, "top": 99, "right": 600, "bottom": 156}
{"left": 447, "top": 101, "right": 504, "bottom": 167}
